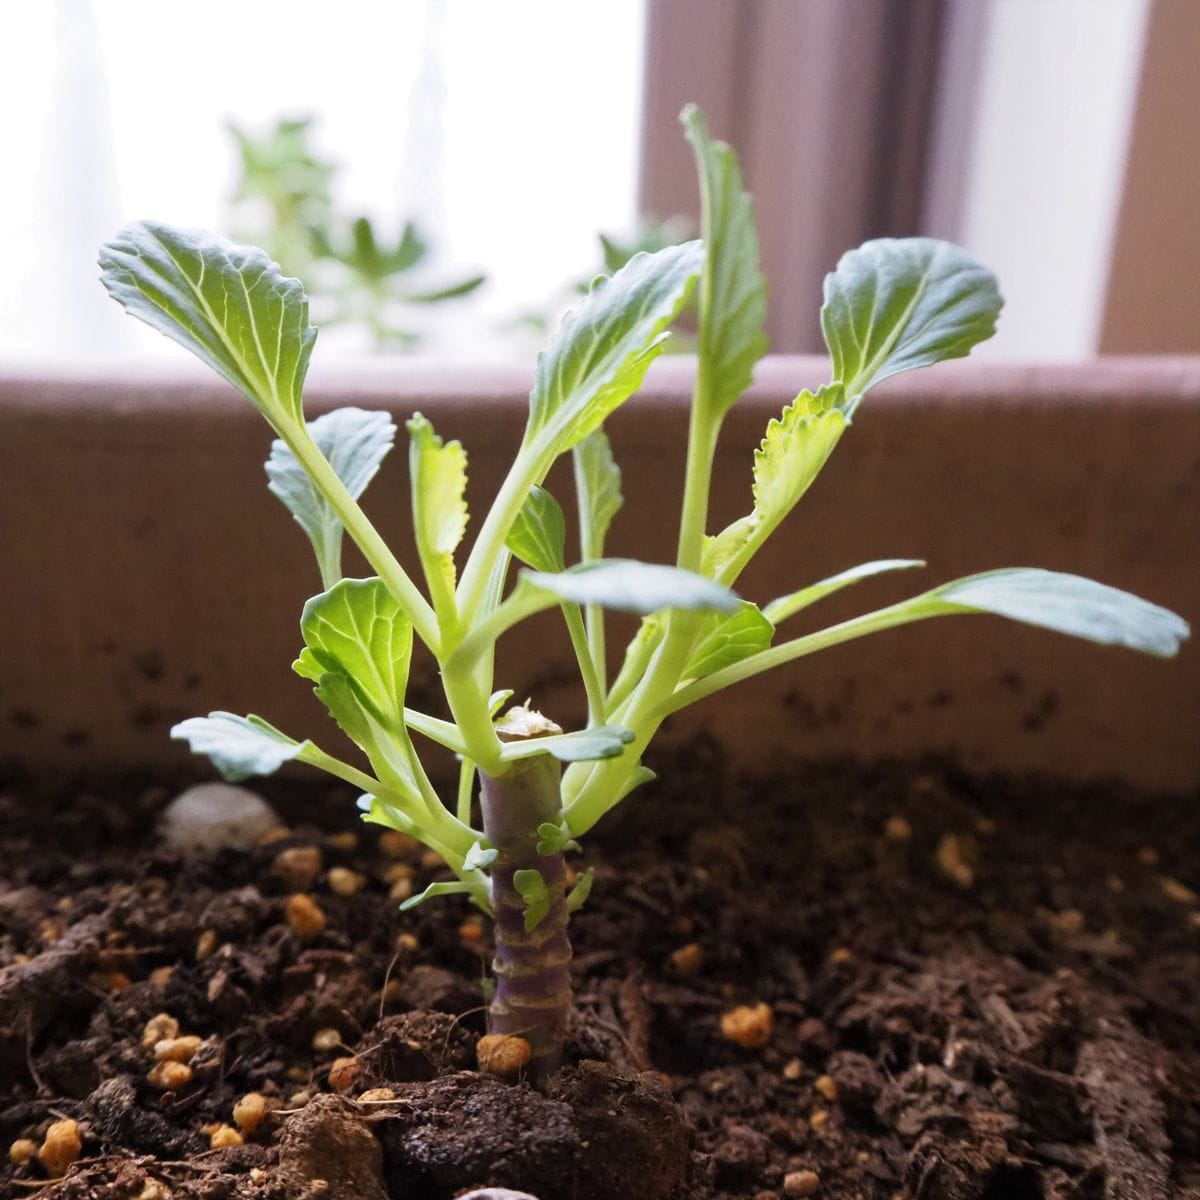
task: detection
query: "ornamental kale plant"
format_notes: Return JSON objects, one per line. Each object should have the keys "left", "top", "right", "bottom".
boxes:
{"left": 99, "top": 107, "right": 1189, "bottom": 1079}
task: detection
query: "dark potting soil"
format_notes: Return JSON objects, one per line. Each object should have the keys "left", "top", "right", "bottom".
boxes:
{"left": 0, "top": 749, "right": 1197, "bottom": 1200}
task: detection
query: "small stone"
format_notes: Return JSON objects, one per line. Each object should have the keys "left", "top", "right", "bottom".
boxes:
{"left": 1160, "top": 876, "right": 1198, "bottom": 904}
{"left": 420, "top": 849, "right": 445, "bottom": 871}
{"left": 135, "top": 1181, "right": 171, "bottom": 1200}
{"left": 147, "top": 1060, "right": 192, "bottom": 1090}
{"left": 357, "top": 1087, "right": 396, "bottom": 1102}
{"left": 782, "top": 1057, "right": 804, "bottom": 1081}
{"left": 233, "top": 1092, "right": 267, "bottom": 1134}
{"left": 38, "top": 1118, "right": 82, "bottom": 1177}
{"left": 258, "top": 825, "right": 291, "bottom": 845}
{"left": 809, "top": 1109, "right": 829, "bottom": 1131}
{"left": 328, "top": 1056, "right": 360, "bottom": 1093}
{"left": 89, "top": 968, "right": 132, "bottom": 992}
{"left": 935, "top": 832, "right": 976, "bottom": 889}
{"left": 719, "top": 1002, "right": 773, "bottom": 1049}
{"left": 813, "top": 1074, "right": 838, "bottom": 1102}
{"left": 159, "top": 783, "right": 280, "bottom": 854}
{"left": 476, "top": 1033, "right": 533, "bottom": 1078}
{"left": 154, "top": 1035, "right": 202, "bottom": 1064}
{"left": 1137, "top": 845, "right": 1159, "bottom": 866}
{"left": 141, "top": 1012, "right": 179, "bottom": 1050}
{"left": 668, "top": 942, "right": 704, "bottom": 975}
{"left": 312, "top": 1027, "right": 343, "bottom": 1053}
{"left": 784, "top": 1168, "right": 821, "bottom": 1196}
{"left": 326, "top": 831, "right": 358, "bottom": 852}
{"left": 289, "top": 1091, "right": 312, "bottom": 1107}
{"left": 1046, "top": 908, "right": 1086, "bottom": 934}
{"left": 195, "top": 929, "right": 219, "bottom": 962}
{"left": 208, "top": 1124, "right": 243, "bottom": 1149}
{"left": 459, "top": 917, "right": 485, "bottom": 944}
{"left": 388, "top": 877, "right": 414, "bottom": 903}
{"left": 149, "top": 966, "right": 175, "bottom": 987}
{"left": 273, "top": 846, "right": 323, "bottom": 891}
{"left": 884, "top": 815, "right": 912, "bottom": 841}
{"left": 8, "top": 1138, "right": 37, "bottom": 1165}
{"left": 285, "top": 893, "right": 327, "bottom": 939}
{"left": 828, "top": 946, "right": 854, "bottom": 965}
{"left": 327, "top": 867, "right": 365, "bottom": 896}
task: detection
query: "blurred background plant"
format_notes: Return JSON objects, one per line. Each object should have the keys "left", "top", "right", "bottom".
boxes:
{"left": 227, "top": 115, "right": 486, "bottom": 351}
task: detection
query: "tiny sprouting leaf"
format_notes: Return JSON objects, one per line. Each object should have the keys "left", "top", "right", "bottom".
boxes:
{"left": 513, "top": 869, "right": 552, "bottom": 932}
{"left": 171, "top": 712, "right": 306, "bottom": 782}
{"left": 506, "top": 485, "right": 567, "bottom": 573}
{"left": 526, "top": 241, "right": 704, "bottom": 457}
{"left": 399, "top": 880, "right": 477, "bottom": 911}
{"left": 821, "top": 238, "right": 1002, "bottom": 406}
{"left": 99, "top": 221, "right": 316, "bottom": 425}
{"left": 536, "top": 822, "right": 571, "bottom": 855}
{"left": 685, "top": 601, "right": 775, "bottom": 680}
{"left": 489, "top": 689, "right": 515, "bottom": 716}
{"left": 300, "top": 578, "right": 413, "bottom": 729}
{"left": 464, "top": 841, "right": 499, "bottom": 871}
{"left": 407, "top": 415, "right": 468, "bottom": 605}
{"left": 266, "top": 407, "right": 396, "bottom": 585}
{"left": 763, "top": 559, "right": 926, "bottom": 625}
{"left": 523, "top": 559, "right": 740, "bottom": 616}
{"left": 573, "top": 430, "right": 623, "bottom": 560}
{"left": 927, "top": 569, "right": 1190, "bottom": 658}
{"left": 682, "top": 105, "right": 768, "bottom": 419}
{"left": 566, "top": 868, "right": 595, "bottom": 913}
{"left": 703, "top": 386, "right": 847, "bottom": 582}
{"left": 501, "top": 725, "right": 635, "bottom": 764}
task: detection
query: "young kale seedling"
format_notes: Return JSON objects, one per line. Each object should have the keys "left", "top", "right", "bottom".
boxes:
{"left": 100, "top": 107, "right": 1189, "bottom": 1078}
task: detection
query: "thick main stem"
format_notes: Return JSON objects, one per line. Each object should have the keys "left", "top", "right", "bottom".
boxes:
{"left": 479, "top": 745, "right": 571, "bottom": 1080}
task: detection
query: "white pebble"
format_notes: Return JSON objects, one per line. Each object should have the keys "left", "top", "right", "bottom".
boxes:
{"left": 455, "top": 1192, "right": 543, "bottom": 1200}
{"left": 160, "top": 783, "right": 280, "bottom": 853}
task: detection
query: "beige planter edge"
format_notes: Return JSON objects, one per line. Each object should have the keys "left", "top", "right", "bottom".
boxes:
{"left": 2, "top": 355, "right": 1197, "bottom": 792}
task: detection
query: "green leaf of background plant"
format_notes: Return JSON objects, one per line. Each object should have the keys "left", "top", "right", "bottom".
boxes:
{"left": 407, "top": 415, "right": 468, "bottom": 608}
{"left": 300, "top": 578, "right": 413, "bottom": 728}
{"left": 684, "top": 601, "right": 775, "bottom": 680}
{"left": 682, "top": 104, "right": 768, "bottom": 419}
{"left": 763, "top": 559, "right": 926, "bottom": 625}
{"left": 523, "top": 559, "right": 740, "bottom": 617}
{"left": 506, "top": 486, "right": 567, "bottom": 573}
{"left": 703, "top": 386, "right": 847, "bottom": 583}
{"left": 926, "top": 568, "right": 1190, "bottom": 658}
{"left": 171, "top": 712, "right": 306, "bottom": 781}
{"left": 821, "top": 238, "right": 1002, "bottom": 405}
{"left": 527, "top": 241, "right": 704, "bottom": 456}
{"left": 266, "top": 407, "right": 396, "bottom": 585}
{"left": 99, "top": 221, "right": 316, "bottom": 425}
{"left": 573, "top": 430, "right": 623, "bottom": 560}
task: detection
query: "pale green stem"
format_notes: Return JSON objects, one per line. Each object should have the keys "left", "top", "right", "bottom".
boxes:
{"left": 562, "top": 603, "right": 606, "bottom": 725}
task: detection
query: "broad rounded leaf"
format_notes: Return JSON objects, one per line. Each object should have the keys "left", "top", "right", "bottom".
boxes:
{"left": 821, "top": 238, "right": 1001, "bottom": 403}
{"left": 685, "top": 602, "right": 774, "bottom": 680}
{"left": 528, "top": 241, "right": 704, "bottom": 455}
{"left": 171, "top": 713, "right": 305, "bottom": 782}
{"left": 266, "top": 407, "right": 396, "bottom": 584}
{"left": 301, "top": 578, "right": 413, "bottom": 727}
{"left": 506, "top": 485, "right": 567, "bottom": 573}
{"left": 933, "top": 569, "right": 1189, "bottom": 658}
{"left": 100, "top": 221, "right": 316, "bottom": 424}
{"left": 523, "top": 559, "right": 740, "bottom": 616}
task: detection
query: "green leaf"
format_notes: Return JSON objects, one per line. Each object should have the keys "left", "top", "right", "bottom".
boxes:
{"left": 821, "top": 238, "right": 1002, "bottom": 406}
{"left": 526, "top": 241, "right": 704, "bottom": 456}
{"left": 463, "top": 840, "right": 499, "bottom": 871}
{"left": 685, "top": 601, "right": 774, "bottom": 680}
{"left": 512, "top": 869, "right": 552, "bottom": 932}
{"left": 300, "top": 578, "right": 412, "bottom": 728}
{"left": 536, "top": 822, "right": 572, "bottom": 855}
{"left": 682, "top": 105, "right": 768, "bottom": 418}
{"left": 927, "top": 568, "right": 1189, "bottom": 658}
{"left": 523, "top": 559, "right": 740, "bottom": 616}
{"left": 500, "top": 725, "right": 635, "bottom": 764}
{"left": 566, "top": 868, "right": 595, "bottom": 913}
{"left": 573, "top": 430, "right": 623, "bottom": 560}
{"left": 399, "top": 880, "right": 476, "bottom": 911}
{"left": 763, "top": 559, "right": 926, "bottom": 625}
{"left": 407, "top": 414, "right": 468, "bottom": 609}
{"left": 703, "top": 386, "right": 847, "bottom": 582}
{"left": 171, "top": 712, "right": 305, "bottom": 782}
{"left": 311, "top": 670, "right": 375, "bottom": 749}
{"left": 266, "top": 407, "right": 396, "bottom": 585}
{"left": 489, "top": 689, "right": 515, "bottom": 716}
{"left": 99, "top": 221, "right": 316, "bottom": 425}
{"left": 506, "top": 486, "right": 566, "bottom": 573}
